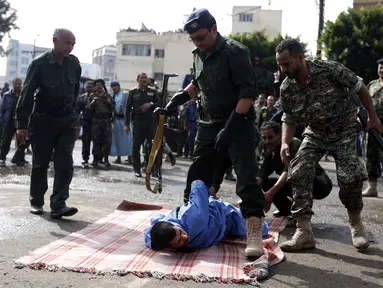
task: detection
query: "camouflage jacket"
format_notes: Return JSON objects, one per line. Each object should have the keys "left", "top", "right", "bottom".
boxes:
{"left": 280, "top": 60, "right": 362, "bottom": 137}
{"left": 367, "top": 79, "right": 383, "bottom": 119}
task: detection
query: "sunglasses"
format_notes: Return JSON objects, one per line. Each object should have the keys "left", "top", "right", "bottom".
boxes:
{"left": 188, "top": 31, "right": 209, "bottom": 42}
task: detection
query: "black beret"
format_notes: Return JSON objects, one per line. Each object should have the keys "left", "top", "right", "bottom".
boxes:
{"left": 184, "top": 8, "right": 216, "bottom": 34}
{"left": 377, "top": 58, "right": 383, "bottom": 64}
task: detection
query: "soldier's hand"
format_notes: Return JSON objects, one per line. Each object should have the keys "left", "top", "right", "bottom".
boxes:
{"left": 140, "top": 103, "right": 151, "bottom": 112}
{"left": 16, "top": 129, "right": 28, "bottom": 145}
{"left": 280, "top": 143, "right": 290, "bottom": 166}
{"left": 367, "top": 115, "right": 382, "bottom": 134}
{"left": 125, "top": 125, "right": 130, "bottom": 134}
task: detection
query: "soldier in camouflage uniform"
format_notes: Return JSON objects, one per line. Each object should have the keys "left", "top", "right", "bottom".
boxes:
{"left": 276, "top": 39, "right": 382, "bottom": 252}
{"left": 362, "top": 58, "right": 383, "bottom": 197}
{"left": 88, "top": 79, "right": 114, "bottom": 167}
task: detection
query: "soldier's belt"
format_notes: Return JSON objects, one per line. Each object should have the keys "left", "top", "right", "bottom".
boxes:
{"left": 93, "top": 115, "right": 110, "bottom": 119}
{"left": 203, "top": 113, "right": 230, "bottom": 120}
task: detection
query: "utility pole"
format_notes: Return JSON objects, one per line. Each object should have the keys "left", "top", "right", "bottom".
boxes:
{"left": 31, "top": 34, "right": 40, "bottom": 58}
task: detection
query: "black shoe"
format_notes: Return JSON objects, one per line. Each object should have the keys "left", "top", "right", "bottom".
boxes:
{"left": 50, "top": 207, "right": 78, "bottom": 219}
{"left": 81, "top": 160, "right": 89, "bottom": 165}
{"left": 105, "top": 159, "right": 111, "bottom": 167}
{"left": 134, "top": 171, "right": 142, "bottom": 177}
{"left": 224, "top": 172, "right": 236, "bottom": 181}
{"left": 30, "top": 205, "right": 44, "bottom": 215}
{"left": 114, "top": 157, "right": 121, "bottom": 164}
{"left": 168, "top": 152, "right": 176, "bottom": 166}
{"left": 272, "top": 210, "right": 292, "bottom": 217}
{"left": 91, "top": 160, "right": 98, "bottom": 167}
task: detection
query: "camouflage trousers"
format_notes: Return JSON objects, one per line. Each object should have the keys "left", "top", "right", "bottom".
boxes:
{"left": 365, "top": 132, "right": 383, "bottom": 180}
{"left": 92, "top": 118, "right": 112, "bottom": 160}
{"left": 288, "top": 131, "right": 367, "bottom": 217}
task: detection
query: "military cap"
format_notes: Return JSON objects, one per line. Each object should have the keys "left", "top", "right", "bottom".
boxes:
{"left": 377, "top": 58, "right": 383, "bottom": 64}
{"left": 184, "top": 8, "right": 216, "bottom": 33}
{"left": 110, "top": 80, "right": 120, "bottom": 86}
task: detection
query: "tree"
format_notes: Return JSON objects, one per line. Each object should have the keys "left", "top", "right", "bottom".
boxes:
{"left": 316, "top": 0, "right": 325, "bottom": 59}
{"left": 321, "top": 5, "right": 383, "bottom": 83}
{"left": 0, "top": 0, "right": 18, "bottom": 56}
{"left": 229, "top": 30, "right": 307, "bottom": 94}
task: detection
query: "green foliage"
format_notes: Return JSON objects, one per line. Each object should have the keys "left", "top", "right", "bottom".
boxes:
{"left": 321, "top": 5, "right": 383, "bottom": 83}
{"left": 0, "top": 0, "right": 18, "bottom": 56}
{"left": 229, "top": 30, "right": 307, "bottom": 95}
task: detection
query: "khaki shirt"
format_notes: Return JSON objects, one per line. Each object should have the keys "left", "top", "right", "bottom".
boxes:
{"left": 280, "top": 60, "right": 362, "bottom": 137}
{"left": 367, "top": 79, "right": 383, "bottom": 119}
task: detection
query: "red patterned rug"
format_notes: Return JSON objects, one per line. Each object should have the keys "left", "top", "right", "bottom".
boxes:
{"left": 14, "top": 200, "right": 287, "bottom": 286}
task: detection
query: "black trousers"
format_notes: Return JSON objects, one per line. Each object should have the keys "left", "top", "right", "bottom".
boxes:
{"left": 28, "top": 113, "right": 77, "bottom": 211}
{"left": 261, "top": 175, "right": 333, "bottom": 216}
{"left": 0, "top": 121, "right": 26, "bottom": 163}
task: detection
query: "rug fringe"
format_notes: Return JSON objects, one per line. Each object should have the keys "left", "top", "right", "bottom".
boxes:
{"left": 13, "top": 261, "right": 262, "bottom": 286}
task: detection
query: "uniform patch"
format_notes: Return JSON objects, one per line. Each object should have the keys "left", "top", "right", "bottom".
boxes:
{"left": 190, "top": 22, "right": 198, "bottom": 28}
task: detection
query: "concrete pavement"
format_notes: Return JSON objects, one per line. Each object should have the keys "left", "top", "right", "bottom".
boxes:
{"left": 0, "top": 140, "right": 382, "bottom": 288}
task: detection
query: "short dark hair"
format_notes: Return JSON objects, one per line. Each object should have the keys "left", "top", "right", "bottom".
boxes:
{"left": 275, "top": 38, "right": 304, "bottom": 55}
{"left": 150, "top": 222, "right": 176, "bottom": 251}
{"left": 261, "top": 121, "right": 281, "bottom": 136}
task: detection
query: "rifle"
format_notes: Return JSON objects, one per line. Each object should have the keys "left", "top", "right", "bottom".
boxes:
{"left": 145, "top": 73, "right": 178, "bottom": 193}
{"left": 349, "top": 91, "right": 383, "bottom": 151}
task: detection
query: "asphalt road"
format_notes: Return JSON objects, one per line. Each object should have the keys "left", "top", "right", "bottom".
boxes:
{"left": 0, "top": 140, "right": 382, "bottom": 288}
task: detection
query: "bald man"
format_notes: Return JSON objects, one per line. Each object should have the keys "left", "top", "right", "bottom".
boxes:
{"left": 16, "top": 28, "right": 82, "bottom": 218}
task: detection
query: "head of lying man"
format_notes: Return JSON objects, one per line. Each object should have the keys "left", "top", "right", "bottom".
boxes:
{"left": 150, "top": 221, "right": 190, "bottom": 251}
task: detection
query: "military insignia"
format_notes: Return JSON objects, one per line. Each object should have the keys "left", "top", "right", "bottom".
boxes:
{"left": 190, "top": 21, "right": 198, "bottom": 28}
{"left": 147, "top": 92, "right": 153, "bottom": 96}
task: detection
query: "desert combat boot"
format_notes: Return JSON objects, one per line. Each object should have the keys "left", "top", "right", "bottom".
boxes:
{"left": 348, "top": 210, "right": 369, "bottom": 250}
{"left": 245, "top": 216, "right": 264, "bottom": 258}
{"left": 280, "top": 214, "right": 315, "bottom": 252}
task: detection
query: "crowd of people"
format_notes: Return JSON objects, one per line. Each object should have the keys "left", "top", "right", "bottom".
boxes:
{"left": 0, "top": 7, "right": 381, "bottom": 271}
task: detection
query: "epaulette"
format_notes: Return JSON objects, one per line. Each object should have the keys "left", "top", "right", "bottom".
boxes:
{"left": 32, "top": 50, "right": 50, "bottom": 65}
{"left": 225, "top": 37, "right": 248, "bottom": 55}
{"left": 129, "top": 87, "right": 137, "bottom": 91}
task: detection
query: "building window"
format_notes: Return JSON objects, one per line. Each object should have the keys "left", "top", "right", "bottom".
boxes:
{"left": 21, "top": 50, "right": 30, "bottom": 55}
{"left": 8, "top": 71, "right": 16, "bottom": 77}
{"left": 239, "top": 13, "right": 253, "bottom": 22}
{"left": 154, "top": 73, "right": 163, "bottom": 81}
{"left": 11, "top": 50, "right": 18, "bottom": 56}
{"left": 155, "top": 49, "right": 165, "bottom": 58}
{"left": 20, "top": 67, "right": 28, "bottom": 75}
{"left": 9, "top": 60, "right": 17, "bottom": 67}
{"left": 21, "top": 57, "right": 29, "bottom": 65}
{"left": 121, "top": 44, "right": 151, "bottom": 56}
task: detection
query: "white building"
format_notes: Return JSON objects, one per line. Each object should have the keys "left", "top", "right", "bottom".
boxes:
{"left": 115, "top": 29, "right": 195, "bottom": 94}
{"left": 0, "top": 76, "right": 6, "bottom": 89}
{"left": 80, "top": 63, "right": 102, "bottom": 80}
{"left": 231, "top": 6, "right": 282, "bottom": 39}
{"left": 5, "top": 39, "right": 50, "bottom": 85}
{"left": 92, "top": 45, "right": 116, "bottom": 85}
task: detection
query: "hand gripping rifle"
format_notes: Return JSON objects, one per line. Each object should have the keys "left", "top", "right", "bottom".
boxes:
{"left": 145, "top": 73, "right": 179, "bottom": 193}
{"left": 349, "top": 91, "right": 383, "bottom": 151}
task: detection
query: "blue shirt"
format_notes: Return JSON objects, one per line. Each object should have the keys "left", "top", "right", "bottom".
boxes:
{"left": 144, "top": 180, "right": 268, "bottom": 250}
{"left": 184, "top": 103, "right": 198, "bottom": 130}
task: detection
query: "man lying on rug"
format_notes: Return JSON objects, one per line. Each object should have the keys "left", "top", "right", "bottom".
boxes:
{"left": 144, "top": 180, "right": 268, "bottom": 253}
